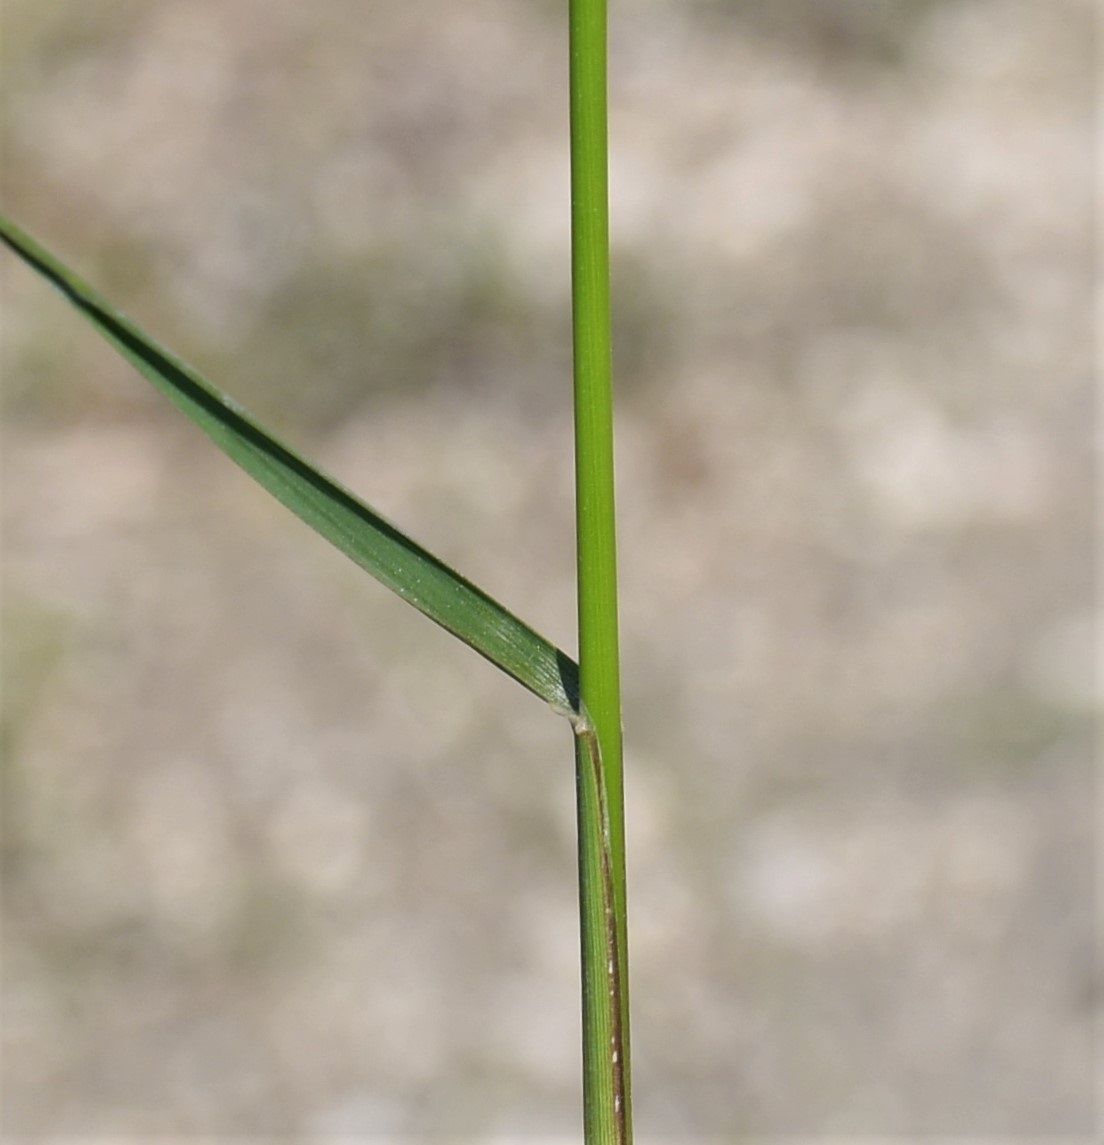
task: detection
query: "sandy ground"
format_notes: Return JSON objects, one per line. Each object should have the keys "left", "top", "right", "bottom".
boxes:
{"left": 1, "top": 0, "right": 1096, "bottom": 1138}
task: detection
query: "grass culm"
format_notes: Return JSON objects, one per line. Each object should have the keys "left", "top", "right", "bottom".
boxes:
{"left": 0, "top": 2, "right": 631, "bottom": 1140}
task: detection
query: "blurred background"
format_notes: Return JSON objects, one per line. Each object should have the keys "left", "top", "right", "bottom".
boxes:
{"left": 1, "top": 0, "right": 1096, "bottom": 1138}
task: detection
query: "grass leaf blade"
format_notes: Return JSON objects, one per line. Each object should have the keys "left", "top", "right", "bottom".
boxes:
{"left": 0, "top": 213, "right": 579, "bottom": 716}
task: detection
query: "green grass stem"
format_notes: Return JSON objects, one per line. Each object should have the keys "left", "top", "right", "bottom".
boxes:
{"left": 569, "top": 1, "right": 632, "bottom": 1141}
{"left": 3, "top": 7, "right": 634, "bottom": 1130}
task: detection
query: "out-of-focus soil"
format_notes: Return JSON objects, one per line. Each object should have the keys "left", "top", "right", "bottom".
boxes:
{"left": 1, "top": 1, "right": 1095, "bottom": 1137}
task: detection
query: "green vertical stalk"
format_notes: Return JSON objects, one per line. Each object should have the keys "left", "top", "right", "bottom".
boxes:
{"left": 569, "top": 1, "right": 631, "bottom": 1142}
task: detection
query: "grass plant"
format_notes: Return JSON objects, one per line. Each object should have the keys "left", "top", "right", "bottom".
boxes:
{"left": 1, "top": 2, "right": 630, "bottom": 1140}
